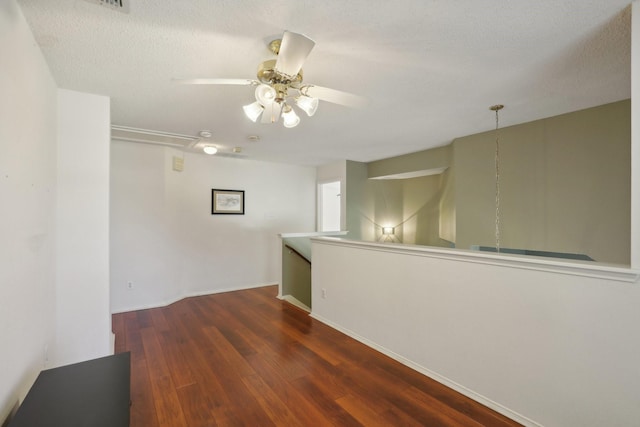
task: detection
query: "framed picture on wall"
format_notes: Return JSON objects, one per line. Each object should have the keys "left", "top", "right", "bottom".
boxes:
{"left": 211, "top": 189, "right": 245, "bottom": 215}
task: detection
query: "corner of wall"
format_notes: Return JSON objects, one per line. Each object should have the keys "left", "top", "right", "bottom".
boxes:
{"left": 631, "top": 1, "right": 640, "bottom": 268}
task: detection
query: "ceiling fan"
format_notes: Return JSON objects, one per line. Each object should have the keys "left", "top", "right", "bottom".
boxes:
{"left": 173, "top": 31, "right": 367, "bottom": 128}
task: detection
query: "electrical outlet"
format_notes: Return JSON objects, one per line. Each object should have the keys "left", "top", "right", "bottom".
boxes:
{"left": 127, "top": 281, "right": 133, "bottom": 290}
{"left": 322, "top": 288, "right": 327, "bottom": 299}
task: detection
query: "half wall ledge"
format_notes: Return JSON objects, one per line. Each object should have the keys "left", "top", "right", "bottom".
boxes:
{"left": 311, "top": 237, "right": 640, "bottom": 284}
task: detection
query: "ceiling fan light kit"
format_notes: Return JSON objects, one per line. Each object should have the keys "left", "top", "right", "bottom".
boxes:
{"left": 295, "top": 95, "right": 319, "bottom": 117}
{"left": 247, "top": 54, "right": 312, "bottom": 128}
{"left": 281, "top": 104, "right": 301, "bottom": 128}
{"left": 255, "top": 84, "right": 277, "bottom": 105}
{"left": 243, "top": 101, "right": 264, "bottom": 122}
{"left": 176, "top": 30, "right": 366, "bottom": 129}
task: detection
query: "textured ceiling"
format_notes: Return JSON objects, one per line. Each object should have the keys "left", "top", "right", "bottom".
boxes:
{"left": 17, "top": 0, "right": 632, "bottom": 166}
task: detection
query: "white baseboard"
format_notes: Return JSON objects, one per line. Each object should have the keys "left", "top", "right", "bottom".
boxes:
{"left": 309, "top": 312, "right": 541, "bottom": 427}
{"left": 110, "top": 282, "right": 277, "bottom": 314}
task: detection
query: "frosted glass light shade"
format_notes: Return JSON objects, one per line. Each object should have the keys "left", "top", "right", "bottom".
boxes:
{"left": 255, "top": 84, "right": 277, "bottom": 105}
{"left": 296, "top": 95, "right": 319, "bottom": 116}
{"left": 282, "top": 105, "right": 300, "bottom": 128}
{"left": 243, "top": 101, "right": 264, "bottom": 122}
{"left": 203, "top": 146, "right": 218, "bottom": 155}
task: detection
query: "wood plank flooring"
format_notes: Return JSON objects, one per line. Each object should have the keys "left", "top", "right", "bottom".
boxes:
{"left": 113, "top": 285, "right": 521, "bottom": 427}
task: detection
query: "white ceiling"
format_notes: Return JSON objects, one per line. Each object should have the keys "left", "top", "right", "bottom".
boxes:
{"left": 17, "top": 0, "right": 632, "bottom": 166}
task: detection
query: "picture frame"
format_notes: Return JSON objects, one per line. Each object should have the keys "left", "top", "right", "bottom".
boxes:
{"left": 211, "top": 189, "right": 245, "bottom": 215}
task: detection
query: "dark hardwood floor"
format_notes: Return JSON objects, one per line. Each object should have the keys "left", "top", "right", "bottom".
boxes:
{"left": 113, "top": 285, "right": 521, "bottom": 426}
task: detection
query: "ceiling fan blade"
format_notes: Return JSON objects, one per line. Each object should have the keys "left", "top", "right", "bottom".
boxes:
{"left": 275, "top": 31, "right": 316, "bottom": 78}
{"left": 301, "top": 85, "right": 368, "bottom": 109}
{"left": 261, "top": 102, "right": 282, "bottom": 123}
{"left": 172, "top": 78, "right": 257, "bottom": 85}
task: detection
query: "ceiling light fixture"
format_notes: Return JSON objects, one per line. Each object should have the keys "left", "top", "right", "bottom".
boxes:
{"left": 255, "top": 84, "right": 277, "bottom": 105}
{"left": 176, "top": 31, "right": 367, "bottom": 129}
{"left": 242, "top": 82, "right": 317, "bottom": 128}
{"left": 243, "top": 102, "right": 264, "bottom": 122}
{"left": 238, "top": 33, "right": 324, "bottom": 128}
{"left": 203, "top": 146, "right": 218, "bottom": 155}
{"left": 281, "top": 104, "right": 300, "bottom": 128}
{"left": 295, "top": 95, "right": 319, "bottom": 117}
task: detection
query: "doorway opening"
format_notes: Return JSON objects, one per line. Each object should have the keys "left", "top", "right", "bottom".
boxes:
{"left": 319, "top": 181, "right": 341, "bottom": 232}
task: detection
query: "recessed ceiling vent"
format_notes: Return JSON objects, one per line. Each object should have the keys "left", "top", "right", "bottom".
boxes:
{"left": 83, "top": 0, "right": 130, "bottom": 14}
{"left": 111, "top": 125, "right": 199, "bottom": 149}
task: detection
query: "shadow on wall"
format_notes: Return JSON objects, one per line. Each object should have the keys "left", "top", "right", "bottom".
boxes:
{"left": 1, "top": 400, "right": 19, "bottom": 427}
{"left": 360, "top": 174, "right": 452, "bottom": 247}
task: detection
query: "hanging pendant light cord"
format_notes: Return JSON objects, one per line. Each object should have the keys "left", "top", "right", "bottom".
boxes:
{"left": 491, "top": 105, "right": 504, "bottom": 253}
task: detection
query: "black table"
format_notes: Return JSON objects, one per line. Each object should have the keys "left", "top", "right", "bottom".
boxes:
{"left": 9, "top": 352, "right": 130, "bottom": 427}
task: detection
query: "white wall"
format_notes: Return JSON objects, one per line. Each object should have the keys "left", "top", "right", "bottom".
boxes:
{"left": 55, "top": 89, "right": 112, "bottom": 366}
{"left": 110, "top": 142, "right": 316, "bottom": 312}
{"left": 311, "top": 239, "right": 640, "bottom": 427}
{"left": 1, "top": 3, "right": 114, "bottom": 421}
{"left": 0, "top": 0, "right": 57, "bottom": 421}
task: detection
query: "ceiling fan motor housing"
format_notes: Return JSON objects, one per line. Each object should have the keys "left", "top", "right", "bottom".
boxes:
{"left": 257, "top": 59, "right": 303, "bottom": 85}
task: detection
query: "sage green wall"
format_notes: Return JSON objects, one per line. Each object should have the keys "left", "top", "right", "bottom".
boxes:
{"left": 345, "top": 163, "right": 450, "bottom": 246}
{"left": 368, "top": 145, "right": 451, "bottom": 178}
{"left": 401, "top": 175, "right": 450, "bottom": 246}
{"left": 453, "top": 99, "right": 630, "bottom": 264}
{"left": 439, "top": 168, "right": 456, "bottom": 243}
{"left": 281, "top": 243, "right": 311, "bottom": 308}
{"left": 345, "top": 160, "right": 375, "bottom": 241}
{"left": 369, "top": 179, "right": 404, "bottom": 242}
{"left": 342, "top": 99, "right": 630, "bottom": 264}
